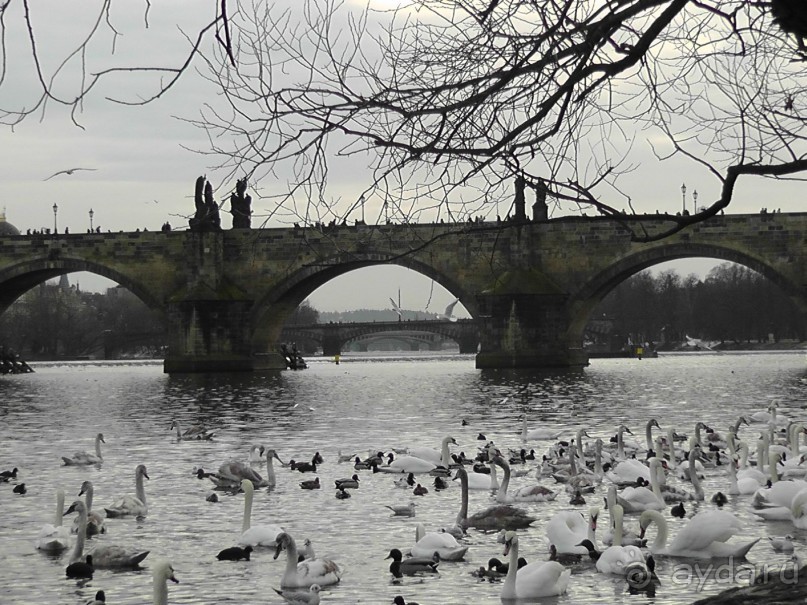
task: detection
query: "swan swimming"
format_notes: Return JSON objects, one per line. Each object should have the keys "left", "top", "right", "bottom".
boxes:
{"left": 639, "top": 509, "right": 759, "bottom": 559}
{"left": 61, "top": 433, "right": 104, "bottom": 466}
{"left": 274, "top": 532, "right": 341, "bottom": 588}
{"left": 499, "top": 531, "right": 571, "bottom": 599}
{"left": 104, "top": 464, "right": 148, "bottom": 518}
{"left": 545, "top": 507, "right": 598, "bottom": 555}
{"left": 454, "top": 467, "right": 536, "bottom": 531}
{"left": 65, "top": 500, "right": 149, "bottom": 569}
{"left": 76, "top": 480, "right": 106, "bottom": 536}
{"left": 36, "top": 488, "right": 71, "bottom": 553}
{"left": 411, "top": 522, "right": 468, "bottom": 561}
{"left": 589, "top": 505, "right": 645, "bottom": 575}
{"left": 237, "top": 478, "right": 285, "bottom": 547}
{"left": 493, "top": 455, "right": 556, "bottom": 503}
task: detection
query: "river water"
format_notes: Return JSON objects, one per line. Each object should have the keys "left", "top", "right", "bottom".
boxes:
{"left": 0, "top": 352, "right": 805, "bottom": 604}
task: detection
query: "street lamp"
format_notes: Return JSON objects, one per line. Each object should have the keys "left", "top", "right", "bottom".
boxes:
{"left": 52, "top": 202, "right": 58, "bottom": 233}
{"left": 89, "top": 208, "right": 94, "bottom": 232}
{"left": 680, "top": 183, "right": 686, "bottom": 215}
{"left": 693, "top": 190, "right": 698, "bottom": 213}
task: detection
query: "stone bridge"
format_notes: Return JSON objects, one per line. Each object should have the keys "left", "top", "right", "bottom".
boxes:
{"left": 0, "top": 213, "right": 805, "bottom": 372}
{"left": 282, "top": 319, "right": 480, "bottom": 355}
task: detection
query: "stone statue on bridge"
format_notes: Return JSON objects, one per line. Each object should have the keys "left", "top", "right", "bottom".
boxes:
{"left": 189, "top": 176, "right": 223, "bottom": 232}
{"left": 229, "top": 177, "right": 252, "bottom": 229}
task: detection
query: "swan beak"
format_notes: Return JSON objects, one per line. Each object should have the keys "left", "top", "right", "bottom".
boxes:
{"left": 143, "top": 471, "right": 150, "bottom": 480}
{"left": 274, "top": 542, "right": 284, "bottom": 560}
{"left": 169, "top": 573, "right": 179, "bottom": 584}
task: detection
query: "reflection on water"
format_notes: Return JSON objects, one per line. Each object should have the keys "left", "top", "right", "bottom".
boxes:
{"left": 0, "top": 352, "right": 805, "bottom": 604}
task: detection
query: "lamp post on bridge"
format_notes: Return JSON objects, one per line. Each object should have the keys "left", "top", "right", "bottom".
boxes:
{"left": 693, "top": 190, "right": 698, "bottom": 213}
{"left": 52, "top": 202, "right": 58, "bottom": 234}
{"left": 89, "top": 208, "right": 94, "bottom": 232}
{"left": 680, "top": 183, "right": 686, "bottom": 215}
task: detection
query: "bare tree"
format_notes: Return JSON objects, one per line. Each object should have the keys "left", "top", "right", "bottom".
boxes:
{"left": 0, "top": 1, "right": 231, "bottom": 127}
{"left": 183, "top": 0, "right": 807, "bottom": 241}
{"left": 3, "top": 2, "right": 806, "bottom": 242}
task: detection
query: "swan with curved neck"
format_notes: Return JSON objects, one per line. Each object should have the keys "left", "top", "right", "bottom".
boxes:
{"left": 500, "top": 531, "right": 570, "bottom": 599}
{"left": 454, "top": 467, "right": 536, "bottom": 530}
{"left": 274, "top": 532, "right": 341, "bottom": 588}
{"left": 407, "top": 435, "right": 457, "bottom": 468}
{"left": 36, "top": 489, "right": 71, "bottom": 552}
{"left": 262, "top": 448, "right": 283, "bottom": 488}
{"left": 639, "top": 509, "right": 759, "bottom": 558}
{"left": 77, "top": 480, "right": 105, "bottom": 536}
{"left": 457, "top": 461, "right": 499, "bottom": 490}
{"left": 546, "top": 507, "right": 599, "bottom": 554}
{"left": 521, "top": 415, "right": 563, "bottom": 441}
{"left": 493, "top": 455, "right": 556, "bottom": 503}
{"left": 104, "top": 464, "right": 148, "bottom": 517}
{"left": 237, "top": 479, "right": 284, "bottom": 547}
{"left": 645, "top": 419, "right": 661, "bottom": 454}
{"left": 61, "top": 433, "right": 104, "bottom": 466}
{"left": 412, "top": 522, "right": 468, "bottom": 561}
{"left": 152, "top": 560, "right": 179, "bottom": 605}
{"left": 592, "top": 505, "right": 645, "bottom": 574}
{"left": 602, "top": 485, "right": 643, "bottom": 547}
{"left": 617, "top": 458, "right": 665, "bottom": 512}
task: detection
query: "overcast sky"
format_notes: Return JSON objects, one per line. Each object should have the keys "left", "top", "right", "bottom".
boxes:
{"left": 1, "top": 2, "right": 794, "bottom": 313}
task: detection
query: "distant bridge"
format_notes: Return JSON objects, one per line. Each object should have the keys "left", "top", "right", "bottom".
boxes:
{"left": 282, "top": 319, "right": 479, "bottom": 355}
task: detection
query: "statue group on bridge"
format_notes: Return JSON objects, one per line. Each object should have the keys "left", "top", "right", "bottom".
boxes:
{"left": 189, "top": 176, "right": 252, "bottom": 232}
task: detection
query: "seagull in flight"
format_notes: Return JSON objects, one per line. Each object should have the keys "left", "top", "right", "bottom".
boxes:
{"left": 389, "top": 297, "right": 403, "bottom": 320}
{"left": 440, "top": 298, "right": 460, "bottom": 322}
{"left": 44, "top": 167, "right": 97, "bottom": 181}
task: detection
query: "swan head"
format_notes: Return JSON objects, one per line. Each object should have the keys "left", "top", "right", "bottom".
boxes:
{"left": 96, "top": 433, "right": 105, "bottom": 444}
{"left": 264, "top": 448, "right": 283, "bottom": 462}
{"left": 241, "top": 479, "right": 254, "bottom": 494}
{"left": 153, "top": 560, "right": 179, "bottom": 584}
{"left": 443, "top": 436, "right": 457, "bottom": 446}
{"left": 274, "top": 533, "right": 293, "bottom": 559}
{"left": 647, "top": 418, "right": 661, "bottom": 430}
{"left": 136, "top": 464, "right": 149, "bottom": 480}
{"left": 79, "top": 480, "right": 93, "bottom": 496}
{"left": 65, "top": 499, "right": 86, "bottom": 517}
{"left": 501, "top": 531, "right": 518, "bottom": 556}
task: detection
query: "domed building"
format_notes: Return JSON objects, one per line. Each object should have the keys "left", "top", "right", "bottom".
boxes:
{"left": 0, "top": 210, "right": 21, "bottom": 236}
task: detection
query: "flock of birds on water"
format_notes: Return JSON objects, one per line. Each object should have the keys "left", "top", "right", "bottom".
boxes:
{"left": 5, "top": 403, "right": 807, "bottom": 604}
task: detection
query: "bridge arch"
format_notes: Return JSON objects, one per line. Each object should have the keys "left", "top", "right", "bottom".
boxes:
{"left": 566, "top": 242, "right": 807, "bottom": 340}
{"left": 0, "top": 258, "right": 164, "bottom": 314}
{"left": 249, "top": 251, "right": 477, "bottom": 347}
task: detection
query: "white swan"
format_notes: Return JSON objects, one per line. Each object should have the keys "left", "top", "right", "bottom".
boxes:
{"left": 606, "top": 458, "right": 651, "bottom": 485}
{"left": 36, "top": 488, "right": 71, "bottom": 552}
{"left": 383, "top": 454, "right": 437, "bottom": 474}
{"left": 61, "top": 433, "right": 104, "bottom": 466}
{"left": 493, "top": 455, "right": 556, "bottom": 502}
{"left": 248, "top": 444, "right": 265, "bottom": 463}
{"left": 500, "top": 531, "right": 570, "bottom": 599}
{"left": 411, "top": 523, "right": 468, "bottom": 561}
{"left": 104, "top": 464, "right": 148, "bottom": 518}
{"left": 594, "top": 505, "right": 645, "bottom": 575}
{"left": 76, "top": 480, "right": 106, "bottom": 536}
{"left": 617, "top": 458, "right": 665, "bottom": 512}
{"left": 545, "top": 507, "right": 598, "bottom": 555}
{"left": 274, "top": 532, "right": 341, "bottom": 588}
{"left": 237, "top": 478, "right": 284, "bottom": 547}
{"left": 454, "top": 467, "right": 536, "bottom": 531}
{"left": 639, "top": 509, "right": 759, "bottom": 558}
{"left": 521, "top": 415, "right": 564, "bottom": 441}
{"left": 152, "top": 560, "right": 179, "bottom": 605}
{"left": 406, "top": 435, "right": 457, "bottom": 468}
{"left": 602, "top": 485, "right": 643, "bottom": 547}
{"left": 458, "top": 462, "right": 499, "bottom": 490}
{"left": 751, "top": 487, "right": 807, "bottom": 528}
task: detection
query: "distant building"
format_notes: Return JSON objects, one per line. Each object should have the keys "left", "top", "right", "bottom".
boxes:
{"left": 0, "top": 209, "right": 21, "bottom": 236}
